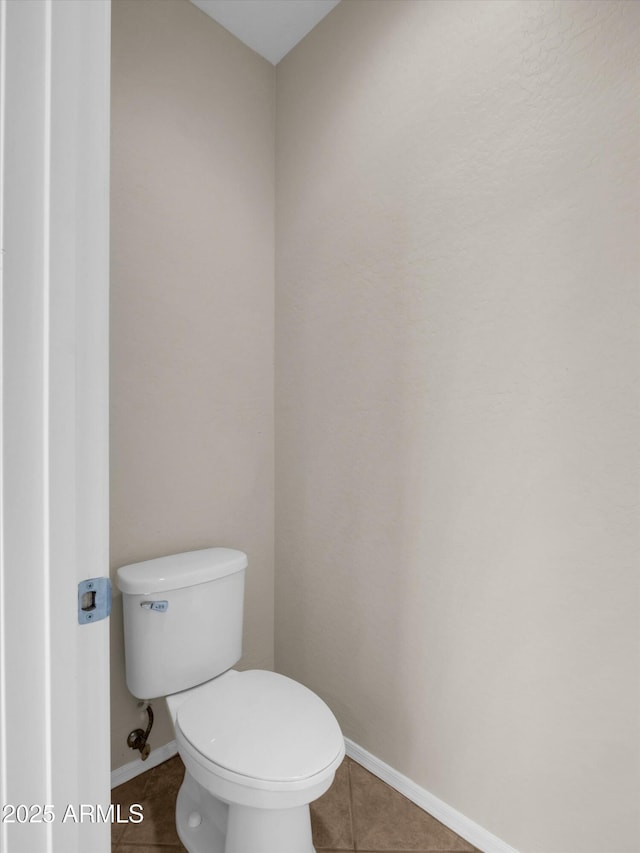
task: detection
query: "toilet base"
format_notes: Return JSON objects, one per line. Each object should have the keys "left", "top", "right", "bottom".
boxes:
{"left": 176, "top": 770, "right": 316, "bottom": 853}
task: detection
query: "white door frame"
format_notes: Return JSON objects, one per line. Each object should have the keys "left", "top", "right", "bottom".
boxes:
{"left": 0, "top": 1, "right": 111, "bottom": 851}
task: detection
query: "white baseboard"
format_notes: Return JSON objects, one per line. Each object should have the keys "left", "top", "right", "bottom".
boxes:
{"left": 111, "top": 739, "right": 178, "bottom": 789}
{"left": 345, "top": 738, "right": 519, "bottom": 853}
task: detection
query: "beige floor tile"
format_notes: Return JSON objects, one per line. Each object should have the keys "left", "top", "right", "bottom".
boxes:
{"left": 310, "top": 757, "right": 354, "bottom": 850}
{"left": 111, "top": 771, "right": 149, "bottom": 845}
{"left": 350, "top": 762, "right": 475, "bottom": 852}
{"left": 118, "top": 756, "right": 185, "bottom": 848}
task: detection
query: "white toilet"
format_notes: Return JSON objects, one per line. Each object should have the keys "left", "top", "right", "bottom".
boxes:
{"left": 117, "top": 548, "right": 345, "bottom": 853}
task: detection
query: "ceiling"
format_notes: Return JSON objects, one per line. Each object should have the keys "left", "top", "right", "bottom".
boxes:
{"left": 190, "top": 0, "right": 342, "bottom": 65}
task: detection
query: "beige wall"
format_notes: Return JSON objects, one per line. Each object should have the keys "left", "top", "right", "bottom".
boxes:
{"left": 110, "top": 0, "right": 639, "bottom": 849}
{"left": 275, "top": 3, "right": 640, "bottom": 853}
{"left": 110, "top": 0, "right": 275, "bottom": 770}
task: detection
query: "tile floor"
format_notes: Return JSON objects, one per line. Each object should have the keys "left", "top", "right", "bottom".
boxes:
{"left": 111, "top": 754, "right": 478, "bottom": 852}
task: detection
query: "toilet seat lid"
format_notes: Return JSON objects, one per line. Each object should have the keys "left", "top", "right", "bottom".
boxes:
{"left": 176, "top": 670, "right": 344, "bottom": 783}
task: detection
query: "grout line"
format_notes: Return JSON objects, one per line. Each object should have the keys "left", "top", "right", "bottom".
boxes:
{"left": 346, "top": 757, "right": 357, "bottom": 851}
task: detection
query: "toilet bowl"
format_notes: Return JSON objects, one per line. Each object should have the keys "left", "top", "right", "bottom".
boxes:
{"left": 169, "top": 669, "right": 344, "bottom": 852}
{"left": 117, "top": 548, "right": 345, "bottom": 853}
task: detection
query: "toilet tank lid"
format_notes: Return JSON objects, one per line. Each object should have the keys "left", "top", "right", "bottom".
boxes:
{"left": 116, "top": 548, "right": 247, "bottom": 594}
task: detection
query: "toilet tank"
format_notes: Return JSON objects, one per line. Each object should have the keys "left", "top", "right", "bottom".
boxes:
{"left": 116, "top": 548, "right": 247, "bottom": 700}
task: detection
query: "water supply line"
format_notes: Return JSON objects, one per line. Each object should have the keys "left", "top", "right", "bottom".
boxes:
{"left": 127, "top": 701, "right": 154, "bottom": 760}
